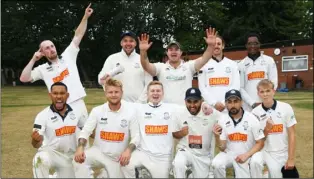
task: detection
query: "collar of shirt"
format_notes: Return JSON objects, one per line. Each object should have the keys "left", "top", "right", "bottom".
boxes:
{"left": 49, "top": 104, "right": 73, "bottom": 120}
{"left": 105, "top": 100, "right": 124, "bottom": 113}
{"left": 148, "top": 101, "right": 163, "bottom": 108}
{"left": 247, "top": 51, "right": 261, "bottom": 61}
{"left": 166, "top": 60, "right": 185, "bottom": 69}
{"left": 228, "top": 108, "right": 245, "bottom": 127}
{"left": 212, "top": 55, "right": 225, "bottom": 63}
{"left": 262, "top": 99, "right": 277, "bottom": 112}
{"left": 120, "top": 49, "right": 136, "bottom": 58}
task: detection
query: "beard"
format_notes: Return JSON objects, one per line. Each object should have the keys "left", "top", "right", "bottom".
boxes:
{"left": 187, "top": 106, "right": 201, "bottom": 115}
{"left": 229, "top": 107, "right": 240, "bottom": 115}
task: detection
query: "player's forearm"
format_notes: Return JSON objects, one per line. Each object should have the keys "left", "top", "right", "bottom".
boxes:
{"left": 73, "top": 15, "right": 89, "bottom": 47}
{"left": 77, "top": 138, "right": 87, "bottom": 149}
{"left": 140, "top": 50, "right": 156, "bottom": 76}
{"left": 20, "top": 59, "right": 36, "bottom": 82}
{"left": 127, "top": 143, "right": 136, "bottom": 152}
{"left": 172, "top": 131, "right": 185, "bottom": 139}
{"left": 194, "top": 45, "right": 214, "bottom": 71}
{"left": 246, "top": 140, "right": 264, "bottom": 157}
{"left": 216, "top": 136, "right": 226, "bottom": 151}
{"left": 287, "top": 127, "right": 296, "bottom": 161}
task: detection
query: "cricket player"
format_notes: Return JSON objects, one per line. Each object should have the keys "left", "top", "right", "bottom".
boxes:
{"left": 20, "top": 3, "right": 93, "bottom": 122}
{"left": 138, "top": 27, "right": 217, "bottom": 105}
{"left": 98, "top": 30, "right": 152, "bottom": 103}
{"left": 172, "top": 87, "right": 222, "bottom": 178}
{"left": 250, "top": 79, "right": 297, "bottom": 178}
{"left": 74, "top": 79, "right": 139, "bottom": 178}
{"left": 121, "top": 81, "right": 180, "bottom": 178}
{"left": 198, "top": 35, "right": 240, "bottom": 113}
{"left": 238, "top": 32, "right": 278, "bottom": 111}
{"left": 31, "top": 82, "right": 86, "bottom": 178}
{"left": 211, "top": 89, "right": 265, "bottom": 178}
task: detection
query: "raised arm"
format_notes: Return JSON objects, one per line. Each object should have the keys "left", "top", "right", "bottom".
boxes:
{"left": 20, "top": 48, "right": 44, "bottom": 82}
{"left": 138, "top": 34, "right": 157, "bottom": 76}
{"left": 72, "top": 3, "right": 93, "bottom": 48}
{"left": 194, "top": 27, "right": 217, "bottom": 71}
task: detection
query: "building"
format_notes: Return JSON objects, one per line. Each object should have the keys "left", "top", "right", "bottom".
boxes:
{"left": 187, "top": 39, "right": 313, "bottom": 90}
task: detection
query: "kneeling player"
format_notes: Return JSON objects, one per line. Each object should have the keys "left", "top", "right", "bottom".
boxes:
{"left": 74, "top": 79, "right": 139, "bottom": 178}
{"left": 211, "top": 89, "right": 265, "bottom": 178}
{"left": 250, "top": 79, "right": 298, "bottom": 178}
{"left": 172, "top": 88, "right": 222, "bottom": 178}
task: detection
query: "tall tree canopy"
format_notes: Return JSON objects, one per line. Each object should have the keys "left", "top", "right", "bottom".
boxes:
{"left": 1, "top": 0, "right": 312, "bottom": 82}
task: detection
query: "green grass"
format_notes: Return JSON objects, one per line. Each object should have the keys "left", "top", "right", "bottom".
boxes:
{"left": 1, "top": 86, "right": 313, "bottom": 178}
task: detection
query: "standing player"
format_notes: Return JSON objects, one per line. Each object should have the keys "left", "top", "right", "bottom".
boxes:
{"left": 138, "top": 27, "right": 217, "bottom": 105}
{"left": 31, "top": 82, "right": 86, "bottom": 178}
{"left": 20, "top": 3, "right": 93, "bottom": 121}
{"left": 198, "top": 35, "right": 240, "bottom": 113}
{"left": 172, "top": 87, "right": 222, "bottom": 178}
{"left": 249, "top": 79, "right": 298, "bottom": 178}
{"left": 121, "top": 81, "right": 180, "bottom": 178}
{"left": 211, "top": 89, "right": 265, "bottom": 178}
{"left": 238, "top": 32, "right": 278, "bottom": 111}
{"left": 73, "top": 79, "right": 139, "bottom": 178}
{"left": 98, "top": 30, "right": 152, "bottom": 103}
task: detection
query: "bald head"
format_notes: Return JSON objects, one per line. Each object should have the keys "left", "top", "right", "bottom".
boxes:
{"left": 39, "top": 40, "right": 58, "bottom": 61}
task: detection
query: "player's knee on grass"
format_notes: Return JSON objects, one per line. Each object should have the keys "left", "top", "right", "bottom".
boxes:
{"left": 33, "top": 152, "right": 51, "bottom": 169}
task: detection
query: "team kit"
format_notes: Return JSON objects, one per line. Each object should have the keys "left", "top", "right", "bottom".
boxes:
{"left": 22, "top": 4, "right": 299, "bottom": 179}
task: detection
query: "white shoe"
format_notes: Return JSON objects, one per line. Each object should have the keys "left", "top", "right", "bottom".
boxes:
{"left": 263, "top": 170, "right": 269, "bottom": 178}
{"left": 48, "top": 172, "right": 57, "bottom": 178}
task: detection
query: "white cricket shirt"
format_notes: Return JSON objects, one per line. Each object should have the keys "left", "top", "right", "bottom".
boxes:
{"left": 154, "top": 60, "right": 196, "bottom": 105}
{"left": 136, "top": 102, "right": 179, "bottom": 157}
{"left": 198, "top": 57, "right": 240, "bottom": 107}
{"left": 98, "top": 50, "right": 151, "bottom": 102}
{"left": 220, "top": 110, "right": 265, "bottom": 156}
{"left": 238, "top": 54, "right": 278, "bottom": 106}
{"left": 174, "top": 107, "right": 222, "bottom": 157}
{"left": 30, "top": 42, "right": 86, "bottom": 104}
{"left": 252, "top": 100, "right": 297, "bottom": 153}
{"left": 79, "top": 100, "right": 139, "bottom": 161}
{"left": 33, "top": 104, "right": 85, "bottom": 154}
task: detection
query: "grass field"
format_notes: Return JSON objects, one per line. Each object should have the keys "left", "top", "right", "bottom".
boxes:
{"left": 1, "top": 86, "right": 313, "bottom": 178}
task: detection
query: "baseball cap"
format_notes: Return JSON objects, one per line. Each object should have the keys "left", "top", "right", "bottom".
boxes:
{"left": 121, "top": 30, "right": 137, "bottom": 40}
{"left": 281, "top": 166, "right": 299, "bottom": 178}
{"left": 166, "top": 41, "right": 181, "bottom": 49}
{"left": 225, "top": 89, "right": 242, "bottom": 101}
{"left": 185, "top": 88, "right": 202, "bottom": 100}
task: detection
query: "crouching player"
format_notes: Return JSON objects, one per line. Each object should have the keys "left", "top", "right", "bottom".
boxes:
{"left": 74, "top": 79, "right": 139, "bottom": 178}
{"left": 211, "top": 89, "right": 265, "bottom": 178}
{"left": 250, "top": 79, "right": 298, "bottom": 178}
{"left": 172, "top": 87, "right": 222, "bottom": 178}
{"left": 31, "top": 82, "right": 86, "bottom": 178}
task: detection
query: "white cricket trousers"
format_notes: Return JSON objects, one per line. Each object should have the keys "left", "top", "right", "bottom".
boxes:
{"left": 32, "top": 149, "right": 75, "bottom": 178}
{"left": 172, "top": 149, "right": 211, "bottom": 178}
{"left": 122, "top": 149, "right": 172, "bottom": 178}
{"left": 212, "top": 151, "right": 251, "bottom": 178}
{"left": 250, "top": 150, "right": 288, "bottom": 178}
{"left": 74, "top": 146, "right": 124, "bottom": 178}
